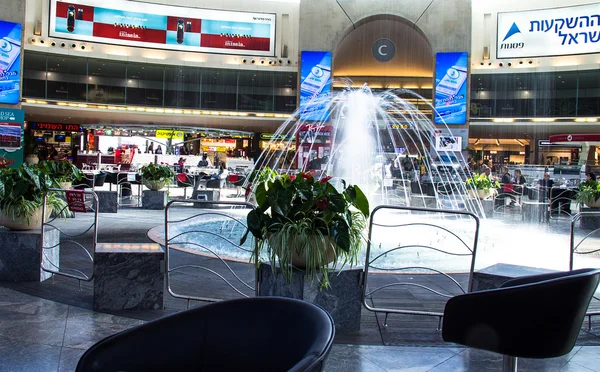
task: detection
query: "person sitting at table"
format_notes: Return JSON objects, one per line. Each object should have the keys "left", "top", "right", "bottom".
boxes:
{"left": 146, "top": 142, "right": 154, "bottom": 154}
{"left": 197, "top": 153, "right": 210, "bottom": 167}
{"left": 512, "top": 168, "right": 526, "bottom": 205}
{"left": 538, "top": 172, "right": 554, "bottom": 202}
{"left": 586, "top": 172, "right": 596, "bottom": 182}
{"left": 155, "top": 145, "right": 163, "bottom": 155}
{"left": 177, "top": 157, "right": 186, "bottom": 173}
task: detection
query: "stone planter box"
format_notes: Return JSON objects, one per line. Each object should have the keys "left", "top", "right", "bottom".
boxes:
{"left": 258, "top": 264, "right": 362, "bottom": 332}
{"left": 142, "top": 190, "right": 167, "bottom": 210}
{"left": 579, "top": 207, "right": 600, "bottom": 230}
{"left": 95, "top": 191, "right": 118, "bottom": 213}
{"left": 0, "top": 227, "right": 60, "bottom": 282}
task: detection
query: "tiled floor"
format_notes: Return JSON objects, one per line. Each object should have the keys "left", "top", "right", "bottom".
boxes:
{"left": 1, "top": 284, "right": 600, "bottom": 371}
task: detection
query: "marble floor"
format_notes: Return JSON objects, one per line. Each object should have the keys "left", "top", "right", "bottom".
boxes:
{"left": 1, "top": 284, "right": 600, "bottom": 372}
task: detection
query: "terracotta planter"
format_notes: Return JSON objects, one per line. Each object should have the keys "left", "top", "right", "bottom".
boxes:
{"left": 0, "top": 206, "right": 52, "bottom": 231}
{"left": 143, "top": 179, "right": 169, "bottom": 191}
{"left": 271, "top": 235, "right": 337, "bottom": 269}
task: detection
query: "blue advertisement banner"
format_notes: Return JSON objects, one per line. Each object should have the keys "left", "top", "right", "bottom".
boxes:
{"left": 299, "top": 51, "right": 332, "bottom": 122}
{"left": 434, "top": 52, "right": 468, "bottom": 125}
{"left": 0, "top": 20, "right": 22, "bottom": 105}
{"left": 0, "top": 108, "right": 24, "bottom": 168}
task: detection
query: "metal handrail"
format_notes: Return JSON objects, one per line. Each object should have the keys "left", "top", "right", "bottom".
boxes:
{"left": 164, "top": 199, "right": 256, "bottom": 307}
{"left": 40, "top": 188, "right": 99, "bottom": 286}
{"left": 362, "top": 205, "right": 479, "bottom": 323}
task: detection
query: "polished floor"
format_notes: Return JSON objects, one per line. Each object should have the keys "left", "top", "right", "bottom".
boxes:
{"left": 1, "top": 285, "right": 600, "bottom": 372}
{"left": 1, "top": 187, "right": 599, "bottom": 371}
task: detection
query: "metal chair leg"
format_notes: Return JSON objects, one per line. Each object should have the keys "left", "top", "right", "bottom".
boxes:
{"left": 503, "top": 355, "right": 517, "bottom": 372}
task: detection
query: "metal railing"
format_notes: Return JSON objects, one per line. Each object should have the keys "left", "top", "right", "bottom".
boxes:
{"left": 40, "top": 188, "right": 99, "bottom": 289}
{"left": 362, "top": 205, "right": 479, "bottom": 329}
{"left": 164, "top": 199, "right": 257, "bottom": 308}
{"left": 570, "top": 211, "right": 600, "bottom": 328}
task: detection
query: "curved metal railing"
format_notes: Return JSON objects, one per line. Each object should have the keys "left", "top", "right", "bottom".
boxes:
{"left": 570, "top": 211, "right": 600, "bottom": 328}
{"left": 40, "top": 188, "right": 99, "bottom": 288}
{"left": 164, "top": 199, "right": 256, "bottom": 308}
{"left": 362, "top": 205, "right": 479, "bottom": 328}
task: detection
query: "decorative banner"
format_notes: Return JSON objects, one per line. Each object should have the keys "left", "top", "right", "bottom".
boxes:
{"left": 498, "top": 3, "right": 600, "bottom": 59}
{"left": 0, "top": 109, "right": 23, "bottom": 168}
{"left": 299, "top": 51, "right": 332, "bottom": 121}
{"left": 155, "top": 129, "right": 184, "bottom": 139}
{"left": 434, "top": 52, "right": 468, "bottom": 125}
{"left": 65, "top": 190, "right": 87, "bottom": 212}
{"left": 48, "top": 0, "right": 275, "bottom": 56}
{"left": 0, "top": 20, "right": 22, "bottom": 105}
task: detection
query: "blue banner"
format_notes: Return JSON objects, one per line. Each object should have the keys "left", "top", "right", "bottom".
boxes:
{"left": 299, "top": 51, "right": 332, "bottom": 121}
{"left": 434, "top": 52, "right": 468, "bottom": 125}
{"left": 0, "top": 108, "right": 23, "bottom": 168}
{"left": 0, "top": 20, "right": 21, "bottom": 105}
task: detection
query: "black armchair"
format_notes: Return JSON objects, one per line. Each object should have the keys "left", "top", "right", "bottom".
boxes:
{"left": 442, "top": 268, "right": 600, "bottom": 371}
{"left": 76, "top": 297, "right": 335, "bottom": 372}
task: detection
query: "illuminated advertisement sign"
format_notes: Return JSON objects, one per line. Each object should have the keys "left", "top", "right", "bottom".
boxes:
{"left": 0, "top": 109, "right": 23, "bottom": 168}
{"left": 49, "top": 0, "right": 276, "bottom": 56}
{"left": 299, "top": 51, "right": 332, "bottom": 121}
{"left": 498, "top": 3, "right": 600, "bottom": 59}
{"left": 434, "top": 52, "right": 468, "bottom": 125}
{"left": 32, "top": 122, "right": 81, "bottom": 132}
{"left": 0, "top": 20, "right": 21, "bottom": 105}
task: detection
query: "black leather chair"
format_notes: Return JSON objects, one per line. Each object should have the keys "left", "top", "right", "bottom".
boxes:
{"left": 176, "top": 173, "right": 195, "bottom": 199}
{"left": 93, "top": 171, "right": 106, "bottom": 188}
{"left": 76, "top": 297, "right": 335, "bottom": 372}
{"left": 73, "top": 173, "right": 95, "bottom": 190}
{"left": 442, "top": 268, "right": 600, "bottom": 372}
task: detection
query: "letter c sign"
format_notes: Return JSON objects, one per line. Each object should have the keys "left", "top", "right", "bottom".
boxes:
{"left": 372, "top": 39, "right": 396, "bottom": 62}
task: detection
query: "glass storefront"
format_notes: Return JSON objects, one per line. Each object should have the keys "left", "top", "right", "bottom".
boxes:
{"left": 23, "top": 51, "right": 297, "bottom": 112}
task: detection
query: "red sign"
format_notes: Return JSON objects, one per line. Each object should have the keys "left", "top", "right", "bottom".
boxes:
{"left": 65, "top": 190, "right": 87, "bottom": 213}
{"left": 32, "top": 122, "right": 81, "bottom": 132}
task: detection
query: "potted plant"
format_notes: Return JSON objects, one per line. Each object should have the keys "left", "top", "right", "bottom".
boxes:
{"left": 141, "top": 163, "right": 174, "bottom": 191}
{"left": 465, "top": 173, "right": 500, "bottom": 199}
{"left": 0, "top": 164, "right": 68, "bottom": 230}
{"left": 240, "top": 171, "right": 370, "bottom": 288}
{"left": 576, "top": 180, "right": 600, "bottom": 208}
{"left": 39, "top": 160, "right": 83, "bottom": 189}
{"left": 23, "top": 131, "right": 39, "bottom": 165}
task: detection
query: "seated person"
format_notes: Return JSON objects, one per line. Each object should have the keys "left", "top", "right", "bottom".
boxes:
{"left": 197, "top": 153, "right": 210, "bottom": 167}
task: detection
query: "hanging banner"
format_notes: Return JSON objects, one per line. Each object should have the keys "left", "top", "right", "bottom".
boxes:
{"left": 0, "top": 20, "right": 22, "bottom": 105}
{"left": 0, "top": 108, "right": 23, "bottom": 168}
{"left": 48, "top": 0, "right": 275, "bottom": 56}
{"left": 299, "top": 51, "right": 332, "bottom": 121}
{"left": 155, "top": 129, "right": 184, "bottom": 139}
{"left": 434, "top": 52, "right": 468, "bottom": 125}
{"left": 497, "top": 3, "right": 600, "bottom": 58}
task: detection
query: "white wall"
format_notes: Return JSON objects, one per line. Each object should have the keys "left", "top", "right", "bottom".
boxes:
{"left": 472, "top": 0, "right": 600, "bottom": 74}
{"left": 24, "top": 0, "right": 300, "bottom": 71}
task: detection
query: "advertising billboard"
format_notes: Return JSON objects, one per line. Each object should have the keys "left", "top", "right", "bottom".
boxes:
{"left": 299, "top": 51, "right": 332, "bottom": 121}
{"left": 0, "top": 20, "right": 21, "bottom": 105}
{"left": 0, "top": 109, "right": 24, "bottom": 168}
{"left": 49, "top": 0, "right": 276, "bottom": 56}
{"left": 498, "top": 3, "right": 600, "bottom": 59}
{"left": 434, "top": 52, "right": 468, "bottom": 125}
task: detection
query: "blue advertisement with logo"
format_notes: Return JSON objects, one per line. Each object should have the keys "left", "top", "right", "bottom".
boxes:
{"left": 0, "top": 20, "right": 21, "bottom": 105}
{"left": 299, "top": 51, "right": 332, "bottom": 121}
{"left": 434, "top": 52, "right": 468, "bottom": 125}
{"left": 0, "top": 109, "right": 24, "bottom": 168}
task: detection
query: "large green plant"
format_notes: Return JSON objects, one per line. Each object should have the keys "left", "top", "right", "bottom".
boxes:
{"left": 240, "top": 171, "right": 370, "bottom": 288}
{"left": 576, "top": 180, "right": 600, "bottom": 205}
{"left": 465, "top": 173, "right": 500, "bottom": 190}
{"left": 0, "top": 164, "right": 67, "bottom": 223}
{"left": 39, "top": 160, "right": 83, "bottom": 184}
{"left": 140, "top": 163, "right": 174, "bottom": 181}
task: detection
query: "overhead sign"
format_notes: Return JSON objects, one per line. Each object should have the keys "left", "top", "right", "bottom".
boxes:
{"left": 434, "top": 52, "right": 468, "bottom": 125}
{"left": 48, "top": 0, "right": 276, "bottom": 56}
{"left": 497, "top": 3, "right": 600, "bottom": 58}
{"left": 299, "top": 51, "right": 332, "bottom": 121}
{"left": 0, "top": 20, "right": 22, "bottom": 105}
{"left": 32, "top": 122, "right": 81, "bottom": 132}
{"left": 65, "top": 190, "right": 87, "bottom": 212}
{"left": 156, "top": 129, "right": 184, "bottom": 139}
{"left": 372, "top": 39, "right": 396, "bottom": 62}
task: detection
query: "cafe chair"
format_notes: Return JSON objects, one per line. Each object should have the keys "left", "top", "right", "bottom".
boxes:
{"left": 176, "top": 173, "right": 195, "bottom": 199}
{"left": 76, "top": 297, "right": 335, "bottom": 372}
{"left": 93, "top": 171, "right": 107, "bottom": 189}
{"left": 442, "top": 268, "right": 600, "bottom": 372}
{"left": 73, "top": 173, "right": 95, "bottom": 190}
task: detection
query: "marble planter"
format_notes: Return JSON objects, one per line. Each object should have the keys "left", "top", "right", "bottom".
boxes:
{"left": 142, "top": 190, "right": 167, "bottom": 210}
{"left": 0, "top": 227, "right": 60, "bottom": 281}
{"left": 258, "top": 264, "right": 362, "bottom": 332}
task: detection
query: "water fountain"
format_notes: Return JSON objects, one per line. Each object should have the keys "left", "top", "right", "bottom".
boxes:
{"left": 249, "top": 82, "right": 485, "bottom": 217}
